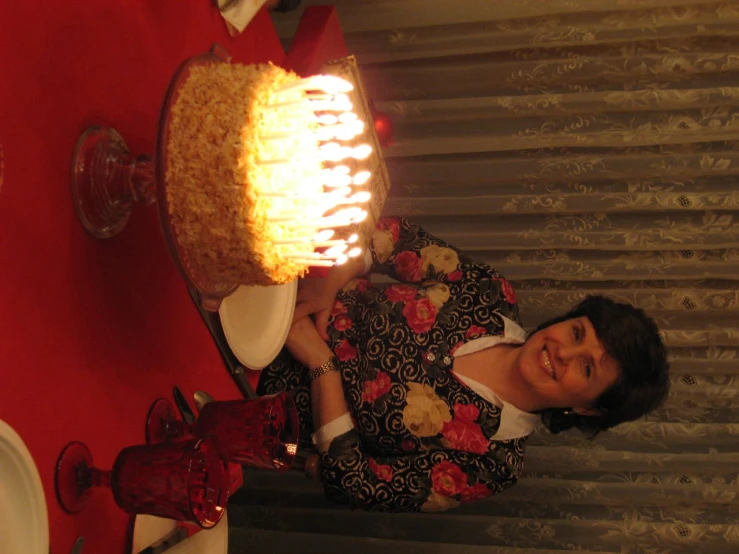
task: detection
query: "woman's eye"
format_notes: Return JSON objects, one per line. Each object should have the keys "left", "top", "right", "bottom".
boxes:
{"left": 573, "top": 327, "right": 581, "bottom": 341}
{"left": 584, "top": 362, "right": 592, "bottom": 378}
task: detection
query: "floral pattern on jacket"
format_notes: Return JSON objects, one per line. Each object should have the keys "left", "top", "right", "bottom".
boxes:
{"left": 258, "top": 217, "right": 525, "bottom": 512}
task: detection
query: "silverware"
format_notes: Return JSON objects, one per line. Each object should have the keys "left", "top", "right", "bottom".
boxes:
{"left": 137, "top": 527, "right": 188, "bottom": 554}
{"left": 193, "top": 390, "right": 215, "bottom": 412}
{"left": 70, "top": 536, "right": 85, "bottom": 554}
{"left": 172, "top": 386, "right": 196, "bottom": 424}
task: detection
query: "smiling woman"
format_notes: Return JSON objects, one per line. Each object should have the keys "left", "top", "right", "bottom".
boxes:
{"left": 258, "top": 216, "right": 671, "bottom": 513}
{"left": 533, "top": 297, "right": 670, "bottom": 437}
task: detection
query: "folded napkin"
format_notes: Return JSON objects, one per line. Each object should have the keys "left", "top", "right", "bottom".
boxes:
{"left": 163, "top": 513, "right": 228, "bottom": 554}
{"left": 217, "top": 0, "right": 269, "bottom": 36}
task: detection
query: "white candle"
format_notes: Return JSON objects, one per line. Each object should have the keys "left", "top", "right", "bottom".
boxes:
{"left": 332, "top": 191, "right": 372, "bottom": 205}
{"left": 310, "top": 240, "right": 351, "bottom": 248}
{"left": 323, "top": 244, "right": 348, "bottom": 258}
{"left": 310, "top": 97, "right": 353, "bottom": 112}
{"left": 278, "top": 75, "right": 354, "bottom": 95}
{"left": 305, "top": 92, "right": 333, "bottom": 101}
{"left": 290, "top": 259, "right": 335, "bottom": 267}
{"left": 272, "top": 238, "right": 308, "bottom": 245}
{"left": 257, "top": 158, "right": 291, "bottom": 166}
{"left": 284, "top": 252, "right": 323, "bottom": 259}
{"left": 266, "top": 99, "right": 309, "bottom": 109}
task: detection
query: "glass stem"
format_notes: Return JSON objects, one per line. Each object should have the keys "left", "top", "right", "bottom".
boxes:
{"left": 85, "top": 467, "right": 112, "bottom": 489}
{"left": 128, "top": 155, "right": 156, "bottom": 205}
{"left": 167, "top": 419, "right": 194, "bottom": 440}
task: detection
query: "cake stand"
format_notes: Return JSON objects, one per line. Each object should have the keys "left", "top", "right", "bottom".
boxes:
{"left": 70, "top": 44, "right": 238, "bottom": 311}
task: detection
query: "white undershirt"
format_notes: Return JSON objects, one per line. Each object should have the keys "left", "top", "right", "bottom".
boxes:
{"left": 312, "top": 315, "right": 540, "bottom": 446}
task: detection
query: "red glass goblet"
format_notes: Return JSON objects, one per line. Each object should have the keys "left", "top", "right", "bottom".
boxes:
{"left": 146, "top": 392, "right": 299, "bottom": 471}
{"left": 54, "top": 435, "right": 228, "bottom": 528}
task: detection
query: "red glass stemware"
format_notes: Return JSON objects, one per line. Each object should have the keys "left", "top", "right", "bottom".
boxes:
{"left": 54, "top": 435, "right": 228, "bottom": 528}
{"left": 145, "top": 392, "right": 299, "bottom": 471}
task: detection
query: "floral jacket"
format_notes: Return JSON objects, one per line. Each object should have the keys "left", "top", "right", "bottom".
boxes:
{"left": 258, "top": 217, "right": 527, "bottom": 513}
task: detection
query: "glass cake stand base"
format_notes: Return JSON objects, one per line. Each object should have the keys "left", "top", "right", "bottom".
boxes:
{"left": 68, "top": 44, "right": 238, "bottom": 311}
{"left": 70, "top": 126, "right": 155, "bottom": 240}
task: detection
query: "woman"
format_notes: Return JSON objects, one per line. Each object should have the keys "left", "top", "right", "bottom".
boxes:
{"left": 258, "top": 217, "right": 670, "bottom": 512}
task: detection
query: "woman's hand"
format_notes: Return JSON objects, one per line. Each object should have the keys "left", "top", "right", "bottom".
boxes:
{"left": 285, "top": 317, "right": 334, "bottom": 370}
{"left": 292, "top": 278, "right": 338, "bottom": 341}
{"left": 292, "top": 255, "right": 367, "bottom": 339}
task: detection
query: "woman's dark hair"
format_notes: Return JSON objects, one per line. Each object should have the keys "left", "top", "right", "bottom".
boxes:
{"left": 536, "top": 295, "right": 670, "bottom": 438}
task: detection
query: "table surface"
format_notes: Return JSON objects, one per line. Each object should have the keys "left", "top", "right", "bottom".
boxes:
{"left": 0, "top": 2, "right": 287, "bottom": 553}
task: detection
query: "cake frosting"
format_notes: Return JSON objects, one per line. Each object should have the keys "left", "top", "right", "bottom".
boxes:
{"left": 166, "top": 62, "right": 326, "bottom": 287}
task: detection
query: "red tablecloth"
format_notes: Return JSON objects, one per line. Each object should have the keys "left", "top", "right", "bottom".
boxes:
{"left": 0, "top": 2, "right": 286, "bottom": 553}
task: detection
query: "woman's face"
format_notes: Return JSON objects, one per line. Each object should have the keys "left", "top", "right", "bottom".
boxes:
{"left": 514, "top": 316, "right": 621, "bottom": 412}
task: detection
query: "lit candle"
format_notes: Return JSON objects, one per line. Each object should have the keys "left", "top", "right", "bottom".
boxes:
{"left": 284, "top": 252, "right": 323, "bottom": 260}
{"left": 311, "top": 240, "right": 351, "bottom": 248}
{"left": 277, "top": 75, "right": 354, "bottom": 95}
{"left": 290, "top": 259, "right": 335, "bottom": 267}
{"left": 339, "top": 191, "right": 371, "bottom": 204}
{"left": 317, "top": 114, "right": 339, "bottom": 125}
{"left": 353, "top": 171, "right": 371, "bottom": 185}
{"left": 255, "top": 77, "right": 378, "bottom": 270}
{"left": 338, "top": 112, "right": 358, "bottom": 123}
{"left": 265, "top": 99, "right": 309, "bottom": 109}
{"left": 310, "top": 96, "right": 353, "bottom": 112}
{"left": 323, "top": 173, "right": 353, "bottom": 188}
{"left": 323, "top": 244, "right": 348, "bottom": 258}
{"left": 305, "top": 92, "right": 333, "bottom": 101}
{"left": 352, "top": 144, "right": 373, "bottom": 160}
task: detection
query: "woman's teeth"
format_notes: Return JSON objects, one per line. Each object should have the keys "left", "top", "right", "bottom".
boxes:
{"left": 542, "top": 347, "right": 555, "bottom": 380}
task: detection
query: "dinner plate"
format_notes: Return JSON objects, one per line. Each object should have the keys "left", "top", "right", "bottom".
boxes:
{"left": 0, "top": 419, "right": 49, "bottom": 554}
{"left": 131, "top": 512, "right": 228, "bottom": 554}
{"left": 219, "top": 280, "right": 298, "bottom": 370}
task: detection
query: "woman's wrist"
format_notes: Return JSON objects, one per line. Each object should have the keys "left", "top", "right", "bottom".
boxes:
{"left": 308, "top": 356, "right": 339, "bottom": 381}
{"left": 327, "top": 255, "right": 365, "bottom": 291}
{"left": 297, "top": 345, "right": 334, "bottom": 371}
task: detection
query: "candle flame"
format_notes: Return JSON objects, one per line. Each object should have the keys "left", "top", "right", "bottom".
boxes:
{"left": 352, "top": 171, "right": 371, "bottom": 185}
{"left": 262, "top": 74, "right": 376, "bottom": 271}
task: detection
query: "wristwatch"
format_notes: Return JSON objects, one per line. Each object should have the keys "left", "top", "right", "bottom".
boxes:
{"left": 309, "top": 356, "right": 339, "bottom": 381}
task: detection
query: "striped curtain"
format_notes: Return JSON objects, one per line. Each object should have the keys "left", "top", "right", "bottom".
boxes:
{"left": 228, "top": 2, "right": 739, "bottom": 553}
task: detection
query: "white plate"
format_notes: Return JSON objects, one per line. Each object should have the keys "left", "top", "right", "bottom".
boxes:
{"left": 219, "top": 280, "right": 298, "bottom": 370}
{"left": 131, "top": 512, "right": 228, "bottom": 554}
{"left": 0, "top": 420, "right": 49, "bottom": 554}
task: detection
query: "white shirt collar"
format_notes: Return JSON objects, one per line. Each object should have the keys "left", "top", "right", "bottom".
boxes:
{"left": 452, "top": 316, "right": 539, "bottom": 440}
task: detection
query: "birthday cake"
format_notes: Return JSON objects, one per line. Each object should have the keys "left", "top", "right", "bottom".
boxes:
{"left": 166, "top": 62, "right": 342, "bottom": 287}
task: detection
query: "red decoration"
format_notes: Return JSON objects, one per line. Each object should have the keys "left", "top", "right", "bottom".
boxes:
{"left": 372, "top": 110, "right": 394, "bottom": 149}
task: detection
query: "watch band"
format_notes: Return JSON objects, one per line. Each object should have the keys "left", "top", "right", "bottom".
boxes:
{"left": 309, "top": 356, "right": 339, "bottom": 381}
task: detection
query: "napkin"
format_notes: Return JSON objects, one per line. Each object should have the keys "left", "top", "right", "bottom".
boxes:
{"left": 162, "top": 513, "right": 228, "bottom": 554}
{"left": 217, "top": 0, "right": 269, "bottom": 36}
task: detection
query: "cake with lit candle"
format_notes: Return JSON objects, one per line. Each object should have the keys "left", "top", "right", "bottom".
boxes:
{"left": 166, "top": 62, "right": 372, "bottom": 287}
